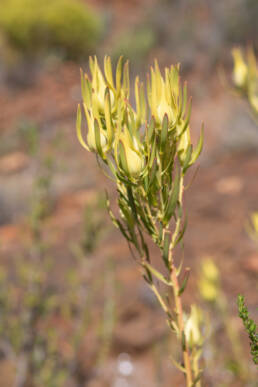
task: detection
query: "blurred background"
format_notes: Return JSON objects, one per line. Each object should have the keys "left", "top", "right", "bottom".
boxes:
{"left": 0, "top": 0, "right": 257, "bottom": 386}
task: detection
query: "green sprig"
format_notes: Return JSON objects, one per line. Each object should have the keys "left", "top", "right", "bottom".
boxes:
{"left": 237, "top": 294, "right": 258, "bottom": 365}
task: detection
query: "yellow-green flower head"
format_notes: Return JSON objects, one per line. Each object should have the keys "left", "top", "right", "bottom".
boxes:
{"left": 119, "top": 130, "right": 144, "bottom": 177}
{"left": 148, "top": 62, "right": 177, "bottom": 127}
{"left": 232, "top": 48, "right": 248, "bottom": 88}
{"left": 185, "top": 305, "right": 203, "bottom": 348}
{"left": 86, "top": 56, "right": 115, "bottom": 113}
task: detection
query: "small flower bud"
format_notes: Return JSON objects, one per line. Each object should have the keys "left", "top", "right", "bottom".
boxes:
{"left": 87, "top": 124, "right": 107, "bottom": 152}
{"left": 124, "top": 146, "right": 144, "bottom": 176}
{"left": 119, "top": 131, "right": 144, "bottom": 177}
{"left": 85, "top": 108, "right": 107, "bottom": 154}
{"left": 178, "top": 126, "right": 191, "bottom": 162}
{"left": 185, "top": 305, "right": 203, "bottom": 349}
{"left": 232, "top": 48, "right": 248, "bottom": 88}
{"left": 198, "top": 258, "right": 219, "bottom": 303}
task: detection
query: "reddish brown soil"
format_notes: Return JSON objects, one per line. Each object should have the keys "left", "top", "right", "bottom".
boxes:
{"left": 0, "top": 1, "right": 257, "bottom": 386}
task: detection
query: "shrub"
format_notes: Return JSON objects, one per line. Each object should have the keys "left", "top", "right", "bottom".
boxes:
{"left": 0, "top": 0, "right": 102, "bottom": 61}
{"left": 112, "top": 27, "right": 156, "bottom": 65}
{"left": 77, "top": 56, "right": 204, "bottom": 386}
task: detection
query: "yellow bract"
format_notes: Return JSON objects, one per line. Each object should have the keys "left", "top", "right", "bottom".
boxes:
{"left": 119, "top": 131, "right": 144, "bottom": 177}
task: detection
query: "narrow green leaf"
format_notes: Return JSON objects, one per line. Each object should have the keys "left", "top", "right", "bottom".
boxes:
{"left": 105, "top": 192, "right": 132, "bottom": 242}
{"left": 178, "top": 268, "right": 190, "bottom": 296}
{"left": 94, "top": 119, "right": 104, "bottom": 158}
{"left": 158, "top": 223, "right": 163, "bottom": 245}
{"left": 175, "top": 214, "right": 188, "bottom": 245}
{"left": 104, "top": 88, "right": 113, "bottom": 146}
{"left": 181, "top": 330, "right": 186, "bottom": 351}
{"left": 126, "top": 186, "right": 138, "bottom": 222}
{"left": 146, "top": 73, "right": 151, "bottom": 107}
{"left": 89, "top": 56, "right": 94, "bottom": 74}
{"left": 161, "top": 143, "right": 176, "bottom": 177}
{"left": 119, "top": 200, "right": 134, "bottom": 230}
{"left": 170, "top": 357, "right": 186, "bottom": 373}
{"left": 122, "top": 60, "right": 130, "bottom": 98}
{"left": 182, "top": 144, "right": 193, "bottom": 173}
{"left": 147, "top": 116, "right": 155, "bottom": 143}
{"left": 178, "top": 98, "right": 192, "bottom": 137}
{"left": 116, "top": 56, "right": 123, "bottom": 94}
{"left": 106, "top": 157, "right": 117, "bottom": 178}
{"left": 144, "top": 263, "right": 153, "bottom": 283}
{"left": 143, "top": 274, "right": 152, "bottom": 284}
{"left": 148, "top": 135, "right": 156, "bottom": 169}
{"left": 116, "top": 219, "right": 133, "bottom": 242}
{"left": 80, "top": 69, "right": 87, "bottom": 102}
{"left": 176, "top": 257, "right": 184, "bottom": 276}
{"left": 118, "top": 140, "right": 129, "bottom": 176}
{"left": 190, "top": 124, "right": 204, "bottom": 165}
{"left": 164, "top": 171, "right": 180, "bottom": 224}
{"left": 136, "top": 205, "right": 155, "bottom": 235}
{"left": 144, "top": 262, "right": 172, "bottom": 286}
{"left": 139, "top": 228, "right": 150, "bottom": 261}
{"left": 85, "top": 76, "right": 92, "bottom": 106}
{"left": 76, "top": 105, "right": 89, "bottom": 151}
{"left": 160, "top": 114, "right": 168, "bottom": 151}
{"left": 139, "top": 81, "right": 146, "bottom": 123}
{"left": 162, "top": 231, "right": 170, "bottom": 269}
{"left": 104, "top": 56, "right": 114, "bottom": 89}
{"left": 182, "top": 81, "right": 188, "bottom": 117}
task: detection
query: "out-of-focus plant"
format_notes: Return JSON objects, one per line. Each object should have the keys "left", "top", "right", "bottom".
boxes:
{"left": 232, "top": 47, "right": 258, "bottom": 115}
{"left": 0, "top": 248, "right": 116, "bottom": 387}
{"left": 0, "top": 0, "right": 102, "bottom": 69}
{"left": 77, "top": 56, "right": 204, "bottom": 386}
{"left": 232, "top": 47, "right": 258, "bottom": 372}
{"left": 112, "top": 27, "right": 156, "bottom": 66}
{"left": 198, "top": 258, "right": 256, "bottom": 384}
{"left": 0, "top": 122, "right": 116, "bottom": 386}
{"left": 29, "top": 154, "right": 55, "bottom": 249}
{"left": 79, "top": 195, "right": 107, "bottom": 255}
{"left": 237, "top": 295, "right": 258, "bottom": 365}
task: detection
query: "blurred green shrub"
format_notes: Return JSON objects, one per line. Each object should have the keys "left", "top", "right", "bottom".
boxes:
{"left": 0, "top": 0, "right": 102, "bottom": 61}
{"left": 0, "top": 124, "right": 115, "bottom": 385}
{"left": 112, "top": 27, "right": 156, "bottom": 65}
